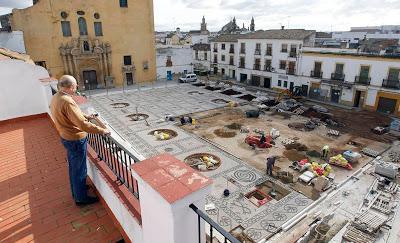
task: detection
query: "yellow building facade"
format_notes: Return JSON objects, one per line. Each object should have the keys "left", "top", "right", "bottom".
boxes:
{"left": 11, "top": 0, "right": 156, "bottom": 90}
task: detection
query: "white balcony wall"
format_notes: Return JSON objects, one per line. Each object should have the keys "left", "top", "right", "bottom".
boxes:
{"left": 0, "top": 59, "right": 51, "bottom": 121}
{"left": 0, "top": 31, "right": 26, "bottom": 53}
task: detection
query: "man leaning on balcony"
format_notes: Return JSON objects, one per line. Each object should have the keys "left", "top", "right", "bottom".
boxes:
{"left": 50, "top": 75, "right": 110, "bottom": 206}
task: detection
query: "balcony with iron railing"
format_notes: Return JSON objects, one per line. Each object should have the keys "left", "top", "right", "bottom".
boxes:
{"left": 355, "top": 76, "right": 371, "bottom": 85}
{"left": 264, "top": 65, "right": 272, "bottom": 72}
{"left": 239, "top": 62, "right": 245, "bottom": 68}
{"left": 229, "top": 61, "right": 234, "bottom": 66}
{"left": 289, "top": 51, "right": 297, "bottom": 58}
{"left": 382, "top": 78, "right": 400, "bottom": 89}
{"left": 266, "top": 50, "right": 272, "bottom": 56}
{"left": 213, "top": 59, "right": 218, "bottom": 64}
{"left": 1, "top": 57, "right": 250, "bottom": 243}
{"left": 287, "top": 68, "right": 296, "bottom": 75}
{"left": 253, "top": 64, "right": 261, "bottom": 70}
{"left": 311, "top": 70, "right": 323, "bottom": 78}
{"left": 229, "top": 48, "right": 235, "bottom": 54}
{"left": 254, "top": 49, "right": 261, "bottom": 55}
{"left": 213, "top": 48, "right": 218, "bottom": 52}
{"left": 331, "top": 72, "right": 345, "bottom": 81}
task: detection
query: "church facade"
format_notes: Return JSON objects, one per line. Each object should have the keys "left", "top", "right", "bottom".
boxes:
{"left": 11, "top": 0, "right": 156, "bottom": 90}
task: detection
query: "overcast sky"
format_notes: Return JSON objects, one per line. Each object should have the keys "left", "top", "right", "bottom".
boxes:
{"left": 1, "top": 0, "right": 399, "bottom": 32}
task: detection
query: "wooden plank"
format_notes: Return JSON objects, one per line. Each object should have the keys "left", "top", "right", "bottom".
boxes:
{"left": 343, "top": 226, "right": 375, "bottom": 243}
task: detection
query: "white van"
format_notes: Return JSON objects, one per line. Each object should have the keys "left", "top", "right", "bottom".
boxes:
{"left": 179, "top": 73, "right": 197, "bottom": 83}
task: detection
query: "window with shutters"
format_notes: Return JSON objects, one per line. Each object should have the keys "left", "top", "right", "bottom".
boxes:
{"left": 120, "top": 0, "right": 128, "bottom": 7}
{"left": 94, "top": 22, "right": 103, "bottom": 36}
{"left": 78, "top": 17, "right": 88, "bottom": 36}
{"left": 61, "top": 21, "right": 72, "bottom": 37}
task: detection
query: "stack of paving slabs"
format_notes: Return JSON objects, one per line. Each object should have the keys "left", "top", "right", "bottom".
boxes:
{"left": 361, "top": 147, "right": 381, "bottom": 158}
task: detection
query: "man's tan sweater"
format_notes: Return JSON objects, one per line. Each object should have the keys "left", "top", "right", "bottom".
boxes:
{"left": 50, "top": 92, "right": 105, "bottom": 141}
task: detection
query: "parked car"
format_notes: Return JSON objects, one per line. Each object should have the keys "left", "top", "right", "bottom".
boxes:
{"left": 179, "top": 74, "right": 197, "bottom": 83}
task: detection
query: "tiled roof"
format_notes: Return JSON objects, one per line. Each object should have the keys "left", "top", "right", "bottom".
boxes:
{"left": 211, "top": 34, "right": 244, "bottom": 42}
{"left": 238, "top": 29, "right": 315, "bottom": 40}
{"left": 192, "top": 43, "right": 211, "bottom": 51}
{"left": 132, "top": 153, "right": 212, "bottom": 204}
{"left": 0, "top": 115, "right": 123, "bottom": 242}
{"left": 316, "top": 31, "right": 332, "bottom": 38}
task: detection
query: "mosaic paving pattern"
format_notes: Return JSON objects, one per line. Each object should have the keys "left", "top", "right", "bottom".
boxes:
{"left": 88, "top": 84, "right": 313, "bottom": 242}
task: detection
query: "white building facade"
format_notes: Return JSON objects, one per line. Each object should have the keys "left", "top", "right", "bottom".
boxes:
{"left": 235, "top": 29, "right": 315, "bottom": 93}
{"left": 192, "top": 43, "right": 211, "bottom": 75}
{"left": 210, "top": 34, "right": 242, "bottom": 79}
{"left": 156, "top": 45, "right": 193, "bottom": 79}
{"left": 298, "top": 49, "right": 400, "bottom": 115}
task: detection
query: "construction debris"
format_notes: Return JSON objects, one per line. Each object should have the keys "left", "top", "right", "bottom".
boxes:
{"left": 327, "top": 129, "right": 340, "bottom": 137}
{"left": 353, "top": 209, "right": 388, "bottom": 234}
{"left": 374, "top": 160, "right": 398, "bottom": 179}
{"left": 361, "top": 148, "right": 381, "bottom": 158}
{"left": 343, "top": 225, "right": 376, "bottom": 243}
{"left": 388, "top": 151, "right": 400, "bottom": 163}
{"left": 245, "top": 110, "right": 260, "bottom": 118}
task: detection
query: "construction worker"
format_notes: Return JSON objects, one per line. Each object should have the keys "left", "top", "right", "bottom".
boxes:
{"left": 322, "top": 145, "right": 330, "bottom": 159}
{"left": 266, "top": 156, "right": 277, "bottom": 176}
{"left": 260, "top": 133, "right": 266, "bottom": 145}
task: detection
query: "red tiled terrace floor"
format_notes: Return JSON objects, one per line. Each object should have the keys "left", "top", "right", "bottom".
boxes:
{"left": 0, "top": 115, "right": 123, "bottom": 243}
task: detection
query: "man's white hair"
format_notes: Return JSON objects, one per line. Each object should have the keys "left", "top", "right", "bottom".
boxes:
{"left": 59, "top": 75, "right": 77, "bottom": 88}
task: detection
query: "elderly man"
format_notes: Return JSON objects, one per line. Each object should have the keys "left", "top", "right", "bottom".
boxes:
{"left": 51, "top": 75, "right": 110, "bottom": 206}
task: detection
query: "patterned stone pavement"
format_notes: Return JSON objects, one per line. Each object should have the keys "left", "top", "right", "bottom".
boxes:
{"left": 88, "top": 84, "right": 313, "bottom": 242}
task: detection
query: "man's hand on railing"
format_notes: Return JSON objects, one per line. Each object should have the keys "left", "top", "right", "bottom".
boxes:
{"left": 85, "top": 113, "right": 99, "bottom": 120}
{"left": 102, "top": 129, "right": 111, "bottom": 136}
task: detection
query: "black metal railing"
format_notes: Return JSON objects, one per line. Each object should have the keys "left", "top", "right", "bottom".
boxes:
{"left": 190, "top": 204, "right": 240, "bottom": 243}
{"left": 355, "top": 76, "right": 371, "bottom": 85}
{"left": 311, "top": 70, "right": 323, "bottom": 78}
{"left": 229, "top": 61, "right": 234, "bottom": 66}
{"left": 229, "top": 48, "right": 234, "bottom": 54}
{"left": 382, "top": 79, "right": 400, "bottom": 89}
{"left": 87, "top": 132, "right": 140, "bottom": 199}
{"left": 331, "top": 72, "right": 345, "bottom": 81}
{"left": 253, "top": 64, "right": 261, "bottom": 70}
{"left": 264, "top": 65, "right": 272, "bottom": 71}
{"left": 266, "top": 50, "right": 272, "bottom": 56}
{"left": 213, "top": 59, "right": 218, "bottom": 64}
{"left": 287, "top": 68, "right": 296, "bottom": 75}
{"left": 213, "top": 48, "right": 218, "bottom": 52}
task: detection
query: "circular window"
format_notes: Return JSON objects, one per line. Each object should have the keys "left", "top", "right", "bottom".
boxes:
{"left": 60, "top": 11, "right": 68, "bottom": 19}
{"left": 94, "top": 13, "right": 100, "bottom": 19}
{"left": 77, "top": 10, "right": 85, "bottom": 15}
